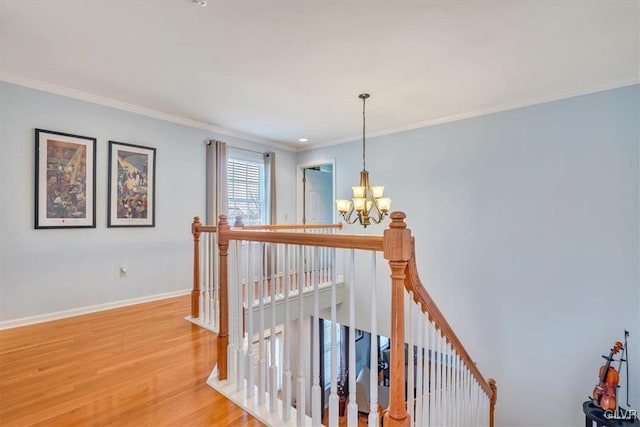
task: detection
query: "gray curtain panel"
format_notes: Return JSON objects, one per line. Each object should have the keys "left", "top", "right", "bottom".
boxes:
{"left": 206, "top": 140, "right": 228, "bottom": 225}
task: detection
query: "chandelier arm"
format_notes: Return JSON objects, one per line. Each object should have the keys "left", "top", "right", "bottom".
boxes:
{"left": 342, "top": 214, "right": 359, "bottom": 225}
{"left": 365, "top": 193, "right": 388, "bottom": 225}
{"left": 368, "top": 189, "right": 383, "bottom": 217}
{"left": 368, "top": 214, "right": 385, "bottom": 225}
{"left": 340, "top": 205, "right": 359, "bottom": 224}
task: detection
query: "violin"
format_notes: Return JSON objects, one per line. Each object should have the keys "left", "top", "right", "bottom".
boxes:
{"left": 592, "top": 341, "right": 623, "bottom": 410}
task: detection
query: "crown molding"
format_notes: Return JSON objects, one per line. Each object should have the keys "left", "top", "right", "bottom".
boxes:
{"left": 304, "top": 79, "right": 640, "bottom": 151}
{"left": 3, "top": 71, "right": 636, "bottom": 153}
{"left": 0, "top": 71, "right": 296, "bottom": 152}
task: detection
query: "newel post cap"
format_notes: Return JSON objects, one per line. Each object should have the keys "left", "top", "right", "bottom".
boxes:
{"left": 192, "top": 216, "right": 202, "bottom": 235}
{"left": 383, "top": 211, "right": 412, "bottom": 262}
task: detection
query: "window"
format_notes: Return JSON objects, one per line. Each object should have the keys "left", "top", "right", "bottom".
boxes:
{"left": 227, "top": 153, "right": 266, "bottom": 225}
{"left": 322, "top": 319, "right": 344, "bottom": 388}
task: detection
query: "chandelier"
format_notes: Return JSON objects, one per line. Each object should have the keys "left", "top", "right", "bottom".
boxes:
{"left": 335, "top": 93, "right": 391, "bottom": 227}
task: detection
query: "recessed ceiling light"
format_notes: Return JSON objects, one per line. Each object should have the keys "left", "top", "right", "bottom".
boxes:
{"left": 189, "top": 0, "right": 207, "bottom": 7}
{"left": 298, "top": 138, "right": 308, "bottom": 143}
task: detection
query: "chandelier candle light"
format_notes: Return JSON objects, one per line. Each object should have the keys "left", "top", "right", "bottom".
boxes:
{"left": 336, "top": 93, "right": 391, "bottom": 227}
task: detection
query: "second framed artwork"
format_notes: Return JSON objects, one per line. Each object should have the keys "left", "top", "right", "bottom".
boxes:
{"left": 108, "top": 141, "right": 156, "bottom": 227}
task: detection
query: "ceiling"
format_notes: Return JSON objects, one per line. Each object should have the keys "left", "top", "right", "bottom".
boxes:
{"left": 1, "top": 1, "right": 638, "bottom": 150}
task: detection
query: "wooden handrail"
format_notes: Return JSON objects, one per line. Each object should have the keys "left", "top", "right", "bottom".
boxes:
{"left": 234, "top": 223, "right": 343, "bottom": 231}
{"left": 221, "top": 229, "right": 384, "bottom": 251}
{"left": 195, "top": 224, "right": 217, "bottom": 233}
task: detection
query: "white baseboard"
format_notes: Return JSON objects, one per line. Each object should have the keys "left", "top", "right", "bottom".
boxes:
{"left": 0, "top": 289, "right": 191, "bottom": 330}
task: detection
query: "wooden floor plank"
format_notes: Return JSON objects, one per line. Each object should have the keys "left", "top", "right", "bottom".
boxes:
{"left": 0, "top": 296, "right": 263, "bottom": 426}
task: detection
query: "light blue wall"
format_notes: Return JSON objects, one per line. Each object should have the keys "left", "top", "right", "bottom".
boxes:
{"left": 0, "top": 82, "right": 296, "bottom": 323}
{"left": 297, "top": 85, "right": 640, "bottom": 426}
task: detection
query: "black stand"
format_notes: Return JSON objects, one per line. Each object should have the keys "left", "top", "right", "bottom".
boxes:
{"left": 583, "top": 401, "right": 639, "bottom": 427}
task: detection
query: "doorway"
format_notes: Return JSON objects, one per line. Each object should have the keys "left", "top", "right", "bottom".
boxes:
{"left": 299, "top": 162, "right": 335, "bottom": 225}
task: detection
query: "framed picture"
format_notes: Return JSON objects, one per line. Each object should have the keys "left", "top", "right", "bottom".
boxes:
{"left": 35, "top": 129, "right": 96, "bottom": 229}
{"left": 108, "top": 141, "right": 156, "bottom": 227}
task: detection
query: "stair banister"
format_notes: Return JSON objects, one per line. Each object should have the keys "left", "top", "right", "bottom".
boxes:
{"left": 207, "top": 211, "right": 497, "bottom": 426}
{"left": 401, "top": 213, "right": 498, "bottom": 426}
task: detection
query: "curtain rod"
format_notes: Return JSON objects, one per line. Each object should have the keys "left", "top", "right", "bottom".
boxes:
{"left": 205, "top": 140, "right": 273, "bottom": 155}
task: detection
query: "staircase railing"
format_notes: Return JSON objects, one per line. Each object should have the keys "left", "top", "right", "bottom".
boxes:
{"left": 189, "top": 216, "right": 342, "bottom": 330}
{"left": 384, "top": 212, "right": 497, "bottom": 427}
{"left": 194, "top": 211, "right": 496, "bottom": 426}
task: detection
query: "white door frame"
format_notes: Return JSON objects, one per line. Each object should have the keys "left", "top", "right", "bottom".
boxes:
{"left": 296, "top": 159, "right": 336, "bottom": 224}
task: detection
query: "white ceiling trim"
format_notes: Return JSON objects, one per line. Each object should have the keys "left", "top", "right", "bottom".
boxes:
{"left": 311, "top": 79, "right": 640, "bottom": 151}
{"left": 0, "top": 71, "right": 294, "bottom": 152}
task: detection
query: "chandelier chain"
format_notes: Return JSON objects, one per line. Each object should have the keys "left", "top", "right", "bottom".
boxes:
{"left": 362, "top": 94, "right": 366, "bottom": 170}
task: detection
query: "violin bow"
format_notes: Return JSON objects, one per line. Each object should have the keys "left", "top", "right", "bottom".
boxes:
{"left": 624, "top": 330, "right": 630, "bottom": 407}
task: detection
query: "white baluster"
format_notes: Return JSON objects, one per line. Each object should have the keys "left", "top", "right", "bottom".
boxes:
{"left": 312, "top": 247, "right": 321, "bottom": 426}
{"left": 415, "top": 302, "right": 423, "bottom": 427}
{"left": 468, "top": 369, "right": 474, "bottom": 427}
{"left": 296, "top": 245, "right": 306, "bottom": 427}
{"left": 235, "top": 241, "right": 245, "bottom": 391}
{"left": 471, "top": 368, "right": 476, "bottom": 427}
{"left": 269, "top": 243, "right": 278, "bottom": 414}
{"left": 246, "top": 242, "right": 255, "bottom": 398}
{"left": 452, "top": 350, "right": 458, "bottom": 427}
{"left": 328, "top": 247, "right": 338, "bottom": 427}
{"left": 469, "top": 368, "right": 474, "bottom": 427}
{"left": 199, "top": 234, "right": 205, "bottom": 320}
{"left": 449, "top": 344, "right": 455, "bottom": 426}
{"left": 227, "top": 240, "right": 237, "bottom": 386}
{"left": 347, "top": 249, "right": 358, "bottom": 426}
{"left": 282, "top": 245, "right": 291, "bottom": 421}
{"left": 421, "top": 311, "right": 430, "bottom": 426}
{"left": 485, "top": 392, "right": 489, "bottom": 426}
{"left": 437, "top": 330, "right": 443, "bottom": 426}
{"left": 442, "top": 337, "right": 447, "bottom": 427}
{"left": 407, "top": 291, "right": 415, "bottom": 426}
{"left": 258, "top": 244, "right": 266, "bottom": 405}
{"left": 367, "top": 252, "right": 379, "bottom": 427}
{"left": 457, "top": 353, "right": 462, "bottom": 427}
{"left": 208, "top": 233, "right": 214, "bottom": 327}
{"left": 429, "top": 321, "right": 435, "bottom": 427}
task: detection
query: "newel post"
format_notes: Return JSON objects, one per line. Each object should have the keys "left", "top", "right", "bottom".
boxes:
{"left": 489, "top": 378, "right": 497, "bottom": 427}
{"left": 382, "top": 211, "right": 412, "bottom": 427}
{"left": 191, "top": 216, "right": 202, "bottom": 318}
{"left": 217, "top": 214, "right": 231, "bottom": 381}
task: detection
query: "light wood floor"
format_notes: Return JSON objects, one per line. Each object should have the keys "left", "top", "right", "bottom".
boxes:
{"left": 0, "top": 296, "right": 263, "bottom": 426}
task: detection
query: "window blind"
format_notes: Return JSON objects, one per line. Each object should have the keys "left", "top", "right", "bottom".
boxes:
{"left": 227, "top": 158, "right": 265, "bottom": 225}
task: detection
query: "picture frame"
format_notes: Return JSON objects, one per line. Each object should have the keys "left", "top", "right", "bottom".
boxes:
{"left": 108, "top": 141, "right": 156, "bottom": 227}
{"left": 35, "top": 129, "right": 96, "bottom": 229}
